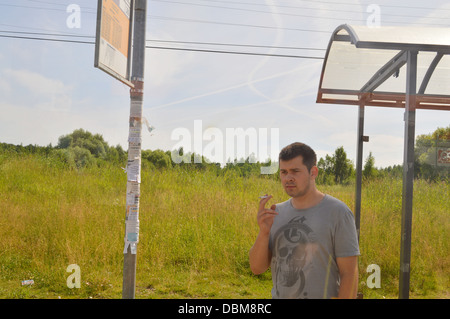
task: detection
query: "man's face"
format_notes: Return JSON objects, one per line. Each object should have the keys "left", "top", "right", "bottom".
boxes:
{"left": 279, "top": 156, "right": 315, "bottom": 198}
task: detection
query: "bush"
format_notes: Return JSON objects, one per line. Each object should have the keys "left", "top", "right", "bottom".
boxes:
{"left": 142, "top": 149, "right": 172, "bottom": 169}
{"left": 51, "top": 147, "right": 95, "bottom": 169}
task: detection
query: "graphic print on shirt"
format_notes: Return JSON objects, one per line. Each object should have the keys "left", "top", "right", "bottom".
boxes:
{"left": 272, "top": 215, "right": 316, "bottom": 298}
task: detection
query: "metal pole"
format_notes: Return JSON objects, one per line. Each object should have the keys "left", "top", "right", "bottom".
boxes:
{"left": 354, "top": 102, "right": 365, "bottom": 242}
{"left": 122, "top": 0, "right": 147, "bottom": 299}
{"left": 399, "top": 50, "right": 417, "bottom": 299}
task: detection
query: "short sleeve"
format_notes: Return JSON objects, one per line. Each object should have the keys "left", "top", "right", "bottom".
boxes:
{"left": 334, "top": 207, "right": 360, "bottom": 258}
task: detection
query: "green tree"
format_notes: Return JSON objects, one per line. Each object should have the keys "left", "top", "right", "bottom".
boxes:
{"left": 52, "top": 146, "right": 95, "bottom": 168}
{"left": 105, "top": 144, "right": 127, "bottom": 164}
{"left": 56, "top": 129, "right": 120, "bottom": 168}
{"left": 57, "top": 129, "right": 109, "bottom": 159}
{"left": 317, "top": 147, "right": 354, "bottom": 185}
{"left": 333, "top": 146, "right": 354, "bottom": 184}
{"left": 142, "top": 149, "right": 172, "bottom": 169}
{"left": 317, "top": 154, "right": 335, "bottom": 185}
{"left": 363, "top": 152, "right": 376, "bottom": 180}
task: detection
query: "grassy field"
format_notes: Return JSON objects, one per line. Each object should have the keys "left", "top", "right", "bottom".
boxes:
{"left": 0, "top": 154, "right": 448, "bottom": 299}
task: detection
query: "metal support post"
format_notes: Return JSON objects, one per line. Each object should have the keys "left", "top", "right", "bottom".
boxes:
{"left": 399, "top": 50, "right": 417, "bottom": 299}
{"left": 354, "top": 102, "right": 365, "bottom": 242}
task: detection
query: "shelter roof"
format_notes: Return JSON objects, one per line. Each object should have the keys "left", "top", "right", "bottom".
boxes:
{"left": 317, "top": 24, "right": 450, "bottom": 110}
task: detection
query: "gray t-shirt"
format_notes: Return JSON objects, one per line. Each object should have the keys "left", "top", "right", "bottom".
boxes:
{"left": 268, "top": 194, "right": 360, "bottom": 299}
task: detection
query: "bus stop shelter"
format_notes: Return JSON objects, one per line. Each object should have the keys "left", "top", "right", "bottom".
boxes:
{"left": 316, "top": 24, "right": 450, "bottom": 299}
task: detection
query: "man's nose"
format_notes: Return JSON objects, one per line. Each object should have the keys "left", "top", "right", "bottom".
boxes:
{"left": 285, "top": 173, "right": 294, "bottom": 181}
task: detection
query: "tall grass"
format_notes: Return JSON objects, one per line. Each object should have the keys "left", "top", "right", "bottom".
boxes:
{"left": 0, "top": 154, "right": 448, "bottom": 298}
{"left": 357, "top": 178, "right": 449, "bottom": 298}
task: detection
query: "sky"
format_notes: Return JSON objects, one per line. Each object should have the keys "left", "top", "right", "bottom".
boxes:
{"left": 0, "top": 0, "right": 449, "bottom": 168}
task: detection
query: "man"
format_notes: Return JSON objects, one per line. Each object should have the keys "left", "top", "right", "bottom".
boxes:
{"left": 249, "top": 142, "right": 360, "bottom": 299}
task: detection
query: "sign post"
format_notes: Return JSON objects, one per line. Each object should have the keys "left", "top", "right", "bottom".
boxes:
{"left": 95, "top": 0, "right": 147, "bottom": 299}
{"left": 121, "top": 0, "right": 147, "bottom": 299}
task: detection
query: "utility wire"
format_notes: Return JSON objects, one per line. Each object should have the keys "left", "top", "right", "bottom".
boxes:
{"left": 147, "top": 39, "right": 326, "bottom": 51}
{"left": 151, "top": 0, "right": 450, "bottom": 26}
{"left": 145, "top": 45, "right": 324, "bottom": 59}
{"left": 0, "top": 29, "right": 326, "bottom": 51}
{"left": 0, "top": 34, "right": 95, "bottom": 44}
{"left": 298, "top": 0, "right": 450, "bottom": 11}
{"left": 3, "top": 1, "right": 449, "bottom": 26}
{"left": 0, "top": 32, "right": 325, "bottom": 59}
{"left": 2, "top": 1, "right": 448, "bottom": 29}
{"left": 0, "top": 30, "right": 94, "bottom": 39}
{"left": 0, "top": 3, "right": 80, "bottom": 13}
{"left": 15, "top": 0, "right": 450, "bottom": 14}
{"left": 192, "top": 0, "right": 450, "bottom": 19}
{"left": 148, "top": 15, "right": 332, "bottom": 34}
{"left": 26, "top": 0, "right": 84, "bottom": 8}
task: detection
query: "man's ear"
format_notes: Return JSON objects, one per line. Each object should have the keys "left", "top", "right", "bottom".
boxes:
{"left": 310, "top": 166, "right": 319, "bottom": 179}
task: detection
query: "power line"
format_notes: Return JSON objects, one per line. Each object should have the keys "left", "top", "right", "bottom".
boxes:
{"left": 152, "top": 0, "right": 450, "bottom": 26}
{"left": 25, "top": 0, "right": 87, "bottom": 9}
{"left": 192, "top": 0, "right": 450, "bottom": 20}
{"left": 146, "top": 39, "right": 326, "bottom": 51}
{"left": 1, "top": 0, "right": 448, "bottom": 30}
{"left": 0, "top": 3, "right": 71, "bottom": 13}
{"left": 148, "top": 15, "right": 332, "bottom": 34}
{"left": 0, "top": 32, "right": 324, "bottom": 59}
{"left": 1, "top": 1, "right": 447, "bottom": 47}
{"left": 0, "top": 29, "right": 326, "bottom": 51}
{"left": 0, "top": 33, "right": 94, "bottom": 44}
{"left": 9, "top": 0, "right": 450, "bottom": 16}
{"left": 0, "top": 22, "right": 81, "bottom": 34}
{"left": 0, "top": 30, "right": 94, "bottom": 39}
{"left": 0, "top": 1, "right": 96, "bottom": 13}
{"left": 150, "top": 0, "right": 364, "bottom": 23}
{"left": 145, "top": 45, "right": 324, "bottom": 59}
{"left": 2, "top": 1, "right": 448, "bottom": 31}
{"left": 298, "top": 0, "right": 450, "bottom": 11}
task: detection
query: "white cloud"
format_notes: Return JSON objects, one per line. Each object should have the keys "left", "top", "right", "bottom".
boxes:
{"left": 4, "top": 69, "right": 69, "bottom": 95}
{"left": 411, "top": 2, "right": 450, "bottom": 26}
{"left": 0, "top": 77, "right": 11, "bottom": 95}
{"left": 3, "top": 69, "right": 74, "bottom": 111}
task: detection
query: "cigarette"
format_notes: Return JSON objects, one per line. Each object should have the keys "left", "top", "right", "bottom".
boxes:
{"left": 259, "top": 195, "right": 269, "bottom": 199}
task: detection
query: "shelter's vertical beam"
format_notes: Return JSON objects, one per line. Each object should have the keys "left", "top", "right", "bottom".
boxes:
{"left": 122, "top": 0, "right": 147, "bottom": 300}
{"left": 354, "top": 102, "right": 365, "bottom": 242}
{"left": 399, "top": 50, "right": 417, "bottom": 300}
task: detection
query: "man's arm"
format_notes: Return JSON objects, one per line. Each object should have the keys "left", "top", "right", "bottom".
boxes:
{"left": 249, "top": 195, "right": 277, "bottom": 275}
{"left": 249, "top": 233, "right": 272, "bottom": 275}
{"left": 336, "top": 256, "right": 359, "bottom": 299}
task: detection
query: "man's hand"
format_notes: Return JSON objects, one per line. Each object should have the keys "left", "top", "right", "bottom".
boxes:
{"left": 257, "top": 195, "right": 278, "bottom": 235}
{"left": 249, "top": 195, "right": 278, "bottom": 275}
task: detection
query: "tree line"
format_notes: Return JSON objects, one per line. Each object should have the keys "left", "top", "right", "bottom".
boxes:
{"left": 1, "top": 127, "right": 448, "bottom": 183}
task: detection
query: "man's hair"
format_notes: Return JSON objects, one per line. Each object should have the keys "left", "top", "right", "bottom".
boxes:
{"left": 279, "top": 142, "right": 317, "bottom": 171}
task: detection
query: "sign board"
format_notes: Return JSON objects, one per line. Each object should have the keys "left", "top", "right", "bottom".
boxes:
{"left": 437, "top": 147, "right": 450, "bottom": 166}
{"left": 95, "top": 0, "right": 134, "bottom": 87}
